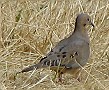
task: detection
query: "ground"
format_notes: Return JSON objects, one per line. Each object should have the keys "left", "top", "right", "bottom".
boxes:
{"left": 0, "top": 0, "right": 109, "bottom": 90}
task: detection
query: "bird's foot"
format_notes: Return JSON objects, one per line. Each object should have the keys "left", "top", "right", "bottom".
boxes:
{"left": 75, "top": 76, "right": 82, "bottom": 82}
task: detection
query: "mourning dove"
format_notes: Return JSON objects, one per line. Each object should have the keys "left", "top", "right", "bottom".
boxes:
{"left": 18, "top": 13, "right": 94, "bottom": 82}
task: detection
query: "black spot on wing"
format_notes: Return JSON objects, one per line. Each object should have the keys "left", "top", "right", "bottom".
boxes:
{"left": 57, "top": 55, "right": 60, "bottom": 57}
{"left": 62, "top": 55, "right": 66, "bottom": 58}
{"left": 70, "top": 52, "right": 78, "bottom": 58}
{"left": 62, "top": 52, "right": 67, "bottom": 54}
{"left": 75, "top": 52, "right": 78, "bottom": 55}
{"left": 70, "top": 54, "right": 74, "bottom": 58}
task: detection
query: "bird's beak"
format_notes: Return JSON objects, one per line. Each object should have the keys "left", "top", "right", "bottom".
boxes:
{"left": 90, "top": 22, "right": 94, "bottom": 27}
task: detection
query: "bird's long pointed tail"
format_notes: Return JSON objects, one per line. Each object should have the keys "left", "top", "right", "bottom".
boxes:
{"left": 17, "top": 63, "right": 42, "bottom": 74}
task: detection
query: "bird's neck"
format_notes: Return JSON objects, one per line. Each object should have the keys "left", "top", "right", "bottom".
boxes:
{"left": 74, "top": 21, "right": 86, "bottom": 32}
{"left": 74, "top": 26, "right": 86, "bottom": 34}
{"left": 71, "top": 23, "right": 90, "bottom": 43}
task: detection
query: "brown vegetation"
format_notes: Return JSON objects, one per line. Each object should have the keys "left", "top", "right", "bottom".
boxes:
{"left": 0, "top": 0, "right": 109, "bottom": 90}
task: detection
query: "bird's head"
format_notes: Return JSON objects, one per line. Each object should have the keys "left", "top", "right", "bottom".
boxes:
{"left": 76, "top": 13, "right": 94, "bottom": 28}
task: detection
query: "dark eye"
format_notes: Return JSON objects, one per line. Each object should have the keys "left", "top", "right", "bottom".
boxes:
{"left": 87, "top": 18, "right": 89, "bottom": 21}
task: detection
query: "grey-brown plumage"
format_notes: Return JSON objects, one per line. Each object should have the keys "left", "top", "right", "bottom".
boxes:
{"left": 18, "top": 13, "right": 94, "bottom": 81}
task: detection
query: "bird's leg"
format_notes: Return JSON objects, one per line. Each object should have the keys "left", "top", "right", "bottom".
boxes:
{"left": 76, "top": 73, "right": 81, "bottom": 82}
{"left": 57, "top": 67, "right": 66, "bottom": 83}
{"left": 74, "top": 69, "right": 82, "bottom": 82}
{"left": 58, "top": 72, "right": 63, "bottom": 82}
{"left": 54, "top": 71, "right": 63, "bottom": 83}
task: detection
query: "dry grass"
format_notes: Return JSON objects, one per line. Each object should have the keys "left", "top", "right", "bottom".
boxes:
{"left": 0, "top": 0, "right": 109, "bottom": 90}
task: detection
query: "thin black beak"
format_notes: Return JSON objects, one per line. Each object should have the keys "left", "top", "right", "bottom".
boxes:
{"left": 91, "top": 22, "right": 94, "bottom": 27}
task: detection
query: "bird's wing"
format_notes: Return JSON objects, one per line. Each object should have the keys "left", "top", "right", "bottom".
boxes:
{"left": 39, "top": 39, "right": 88, "bottom": 69}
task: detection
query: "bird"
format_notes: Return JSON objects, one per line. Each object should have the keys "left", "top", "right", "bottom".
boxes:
{"left": 18, "top": 13, "right": 94, "bottom": 82}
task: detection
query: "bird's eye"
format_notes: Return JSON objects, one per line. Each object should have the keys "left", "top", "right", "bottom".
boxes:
{"left": 87, "top": 18, "right": 89, "bottom": 21}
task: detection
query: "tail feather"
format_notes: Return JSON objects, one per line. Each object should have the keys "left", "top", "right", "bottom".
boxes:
{"left": 21, "top": 64, "right": 38, "bottom": 73}
{"left": 17, "top": 63, "right": 42, "bottom": 74}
